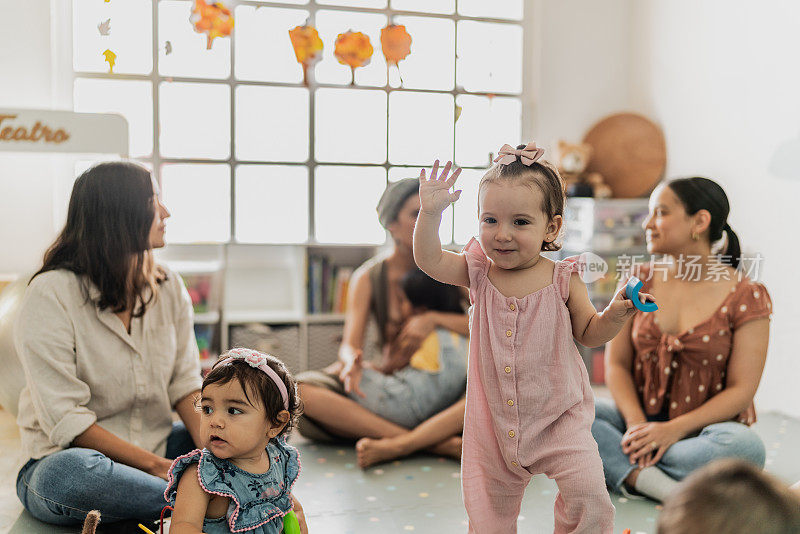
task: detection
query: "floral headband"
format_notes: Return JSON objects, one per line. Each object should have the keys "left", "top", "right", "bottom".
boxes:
{"left": 493, "top": 141, "right": 545, "bottom": 166}
{"left": 217, "top": 348, "right": 289, "bottom": 410}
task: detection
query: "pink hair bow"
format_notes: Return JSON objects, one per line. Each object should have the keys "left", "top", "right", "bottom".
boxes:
{"left": 493, "top": 142, "right": 545, "bottom": 166}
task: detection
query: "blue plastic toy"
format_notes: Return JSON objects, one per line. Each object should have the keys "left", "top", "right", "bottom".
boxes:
{"left": 625, "top": 276, "right": 658, "bottom": 312}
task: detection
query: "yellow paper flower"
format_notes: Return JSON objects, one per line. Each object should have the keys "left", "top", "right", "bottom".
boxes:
{"left": 191, "top": 0, "right": 234, "bottom": 50}
{"left": 380, "top": 24, "right": 411, "bottom": 66}
{"left": 289, "top": 25, "right": 324, "bottom": 66}
{"left": 334, "top": 31, "right": 373, "bottom": 69}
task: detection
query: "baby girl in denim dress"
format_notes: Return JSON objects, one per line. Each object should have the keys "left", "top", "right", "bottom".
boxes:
{"left": 165, "top": 349, "right": 306, "bottom": 533}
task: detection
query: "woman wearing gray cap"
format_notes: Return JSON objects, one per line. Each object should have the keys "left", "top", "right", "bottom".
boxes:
{"left": 296, "top": 178, "right": 469, "bottom": 468}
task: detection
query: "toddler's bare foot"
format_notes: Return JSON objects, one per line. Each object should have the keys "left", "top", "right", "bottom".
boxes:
{"left": 356, "top": 437, "right": 404, "bottom": 469}
{"left": 429, "top": 435, "right": 462, "bottom": 461}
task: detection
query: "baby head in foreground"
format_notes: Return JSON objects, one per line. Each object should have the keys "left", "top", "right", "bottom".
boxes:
{"left": 657, "top": 458, "right": 800, "bottom": 534}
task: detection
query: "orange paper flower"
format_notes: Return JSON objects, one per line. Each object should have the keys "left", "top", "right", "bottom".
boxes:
{"left": 191, "top": 0, "right": 234, "bottom": 50}
{"left": 380, "top": 24, "right": 411, "bottom": 66}
{"left": 334, "top": 30, "right": 373, "bottom": 71}
{"left": 289, "top": 24, "right": 323, "bottom": 85}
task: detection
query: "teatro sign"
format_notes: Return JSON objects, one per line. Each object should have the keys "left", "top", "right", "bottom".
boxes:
{"left": 0, "top": 109, "right": 128, "bottom": 156}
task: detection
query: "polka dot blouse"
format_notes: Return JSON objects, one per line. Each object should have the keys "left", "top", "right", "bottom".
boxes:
{"left": 628, "top": 265, "right": 772, "bottom": 424}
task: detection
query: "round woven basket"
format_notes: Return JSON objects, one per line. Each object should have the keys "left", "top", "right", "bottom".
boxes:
{"left": 583, "top": 113, "right": 667, "bottom": 198}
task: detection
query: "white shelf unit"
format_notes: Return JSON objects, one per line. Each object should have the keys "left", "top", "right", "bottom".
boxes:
{"left": 560, "top": 198, "right": 651, "bottom": 384}
{"left": 155, "top": 242, "right": 379, "bottom": 374}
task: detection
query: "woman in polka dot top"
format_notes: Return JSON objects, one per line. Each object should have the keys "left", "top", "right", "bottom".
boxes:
{"left": 594, "top": 177, "right": 772, "bottom": 504}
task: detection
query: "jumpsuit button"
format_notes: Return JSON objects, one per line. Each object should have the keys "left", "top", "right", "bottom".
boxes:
{"left": 511, "top": 461, "right": 518, "bottom": 467}
{"left": 504, "top": 366, "right": 511, "bottom": 373}
{"left": 508, "top": 430, "right": 515, "bottom": 438}
{"left": 506, "top": 330, "right": 512, "bottom": 337}
{"left": 507, "top": 399, "right": 514, "bottom": 406}
{"left": 509, "top": 303, "right": 516, "bottom": 311}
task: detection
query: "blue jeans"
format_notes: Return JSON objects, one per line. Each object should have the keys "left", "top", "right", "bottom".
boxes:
{"left": 350, "top": 329, "right": 468, "bottom": 428}
{"left": 16, "top": 422, "right": 196, "bottom": 526}
{"left": 591, "top": 397, "right": 766, "bottom": 492}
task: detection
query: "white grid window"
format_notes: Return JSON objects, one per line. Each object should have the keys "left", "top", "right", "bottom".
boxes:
{"left": 72, "top": 0, "right": 524, "bottom": 245}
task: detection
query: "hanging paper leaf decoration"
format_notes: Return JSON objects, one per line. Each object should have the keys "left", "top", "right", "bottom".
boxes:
{"left": 334, "top": 30, "right": 373, "bottom": 84}
{"left": 288, "top": 24, "right": 323, "bottom": 86}
{"left": 190, "top": 0, "right": 234, "bottom": 50}
{"left": 380, "top": 24, "right": 411, "bottom": 66}
{"left": 102, "top": 49, "right": 116, "bottom": 73}
{"left": 98, "top": 18, "right": 111, "bottom": 36}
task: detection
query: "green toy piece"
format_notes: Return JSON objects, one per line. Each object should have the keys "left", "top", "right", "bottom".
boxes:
{"left": 283, "top": 510, "right": 301, "bottom": 534}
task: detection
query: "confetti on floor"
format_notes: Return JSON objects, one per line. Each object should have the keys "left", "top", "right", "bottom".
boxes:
{"left": 4, "top": 412, "right": 799, "bottom": 534}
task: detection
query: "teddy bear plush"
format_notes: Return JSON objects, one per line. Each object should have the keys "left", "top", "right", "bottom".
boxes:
{"left": 555, "top": 140, "right": 612, "bottom": 198}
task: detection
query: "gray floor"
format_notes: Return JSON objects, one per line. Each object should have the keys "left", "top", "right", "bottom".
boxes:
{"left": 2, "top": 408, "right": 799, "bottom": 534}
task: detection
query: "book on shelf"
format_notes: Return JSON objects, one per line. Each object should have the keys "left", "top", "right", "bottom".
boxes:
{"left": 183, "top": 273, "right": 216, "bottom": 315}
{"left": 194, "top": 324, "right": 216, "bottom": 360}
{"left": 307, "top": 255, "right": 353, "bottom": 314}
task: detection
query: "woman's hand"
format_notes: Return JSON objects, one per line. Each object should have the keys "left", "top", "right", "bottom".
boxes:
{"left": 396, "top": 313, "right": 436, "bottom": 354}
{"left": 737, "top": 402, "right": 756, "bottom": 425}
{"left": 147, "top": 456, "right": 174, "bottom": 480}
{"left": 339, "top": 351, "right": 365, "bottom": 398}
{"left": 622, "top": 421, "right": 687, "bottom": 467}
{"left": 604, "top": 280, "right": 656, "bottom": 324}
{"left": 291, "top": 494, "right": 309, "bottom": 534}
{"left": 418, "top": 160, "right": 462, "bottom": 217}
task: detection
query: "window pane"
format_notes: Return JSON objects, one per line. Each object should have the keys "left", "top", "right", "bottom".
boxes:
{"left": 249, "top": 0, "right": 308, "bottom": 4}
{"left": 73, "top": 0, "right": 152, "bottom": 74}
{"left": 391, "top": 17, "right": 454, "bottom": 90}
{"left": 317, "top": 0, "right": 387, "bottom": 7}
{"left": 161, "top": 164, "right": 230, "bottom": 243}
{"left": 74, "top": 78, "right": 154, "bottom": 158}
{"left": 455, "top": 95, "right": 522, "bottom": 167}
{"left": 391, "top": 0, "right": 454, "bottom": 14}
{"left": 453, "top": 168, "right": 483, "bottom": 244}
{"left": 315, "top": 166, "right": 385, "bottom": 243}
{"left": 236, "top": 86, "right": 309, "bottom": 162}
{"left": 389, "top": 91, "right": 453, "bottom": 164}
{"left": 457, "top": 21, "right": 522, "bottom": 93}
{"left": 235, "top": 6, "right": 309, "bottom": 83}
{"left": 458, "top": 0, "right": 523, "bottom": 20}
{"left": 159, "top": 82, "right": 230, "bottom": 159}
{"left": 315, "top": 88, "right": 386, "bottom": 163}
{"left": 158, "top": 0, "right": 231, "bottom": 79}
{"left": 235, "top": 165, "right": 308, "bottom": 243}
{"left": 315, "top": 10, "right": 387, "bottom": 87}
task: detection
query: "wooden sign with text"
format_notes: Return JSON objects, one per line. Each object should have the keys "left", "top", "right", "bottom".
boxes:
{"left": 0, "top": 109, "right": 128, "bottom": 156}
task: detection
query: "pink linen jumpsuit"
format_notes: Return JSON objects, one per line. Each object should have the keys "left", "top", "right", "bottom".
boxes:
{"left": 461, "top": 238, "right": 614, "bottom": 533}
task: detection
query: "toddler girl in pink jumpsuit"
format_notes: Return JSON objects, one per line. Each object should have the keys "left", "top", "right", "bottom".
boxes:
{"left": 413, "top": 144, "right": 652, "bottom": 533}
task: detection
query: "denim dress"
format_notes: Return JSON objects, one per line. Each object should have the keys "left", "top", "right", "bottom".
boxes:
{"left": 165, "top": 437, "right": 300, "bottom": 533}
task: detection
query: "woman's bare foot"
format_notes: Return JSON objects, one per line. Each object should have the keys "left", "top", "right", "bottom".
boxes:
{"left": 355, "top": 435, "right": 462, "bottom": 468}
{"left": 356, "top": 437, "right": 405, "bottom": 468}
{"left": 429, "top": 435, "right": 462, "bottom": 461}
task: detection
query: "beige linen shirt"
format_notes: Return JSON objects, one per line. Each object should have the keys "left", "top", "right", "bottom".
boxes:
{"left": 15, "top": 266, "right": 202, "bottom": 461}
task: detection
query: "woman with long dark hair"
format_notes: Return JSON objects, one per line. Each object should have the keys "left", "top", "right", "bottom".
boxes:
{"left": 15, "top": 162, "right": 202, "bottom": 527}
{"left": 593, "top": 177, "right": 771, "bottom": 503}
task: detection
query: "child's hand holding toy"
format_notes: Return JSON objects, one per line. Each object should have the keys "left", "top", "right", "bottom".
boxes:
{"left": 604, "top": 276, "right": 657, "bottom": 324}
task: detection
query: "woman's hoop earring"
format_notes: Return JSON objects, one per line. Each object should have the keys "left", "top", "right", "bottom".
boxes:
{"left": 692, "top": 232, "right": 699, "bottom": 241}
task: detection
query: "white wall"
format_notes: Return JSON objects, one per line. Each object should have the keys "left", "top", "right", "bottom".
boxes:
{"left": 528, "top": 0, "right": 634, "bottom": 146}
{"left": 626, "top": 0, "right": 800, "bottom": 417}
{"left": 0, "top": 0, "right": 61, "bottom": 275}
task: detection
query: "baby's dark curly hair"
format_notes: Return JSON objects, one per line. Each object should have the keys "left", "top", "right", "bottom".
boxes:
{"left": 202, "top": 350, "right": 302, "bottom": 439}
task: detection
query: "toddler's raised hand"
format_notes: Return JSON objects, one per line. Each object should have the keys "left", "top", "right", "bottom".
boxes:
{"left": 419, "top": 159, "right": 462, "bottom": 216}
